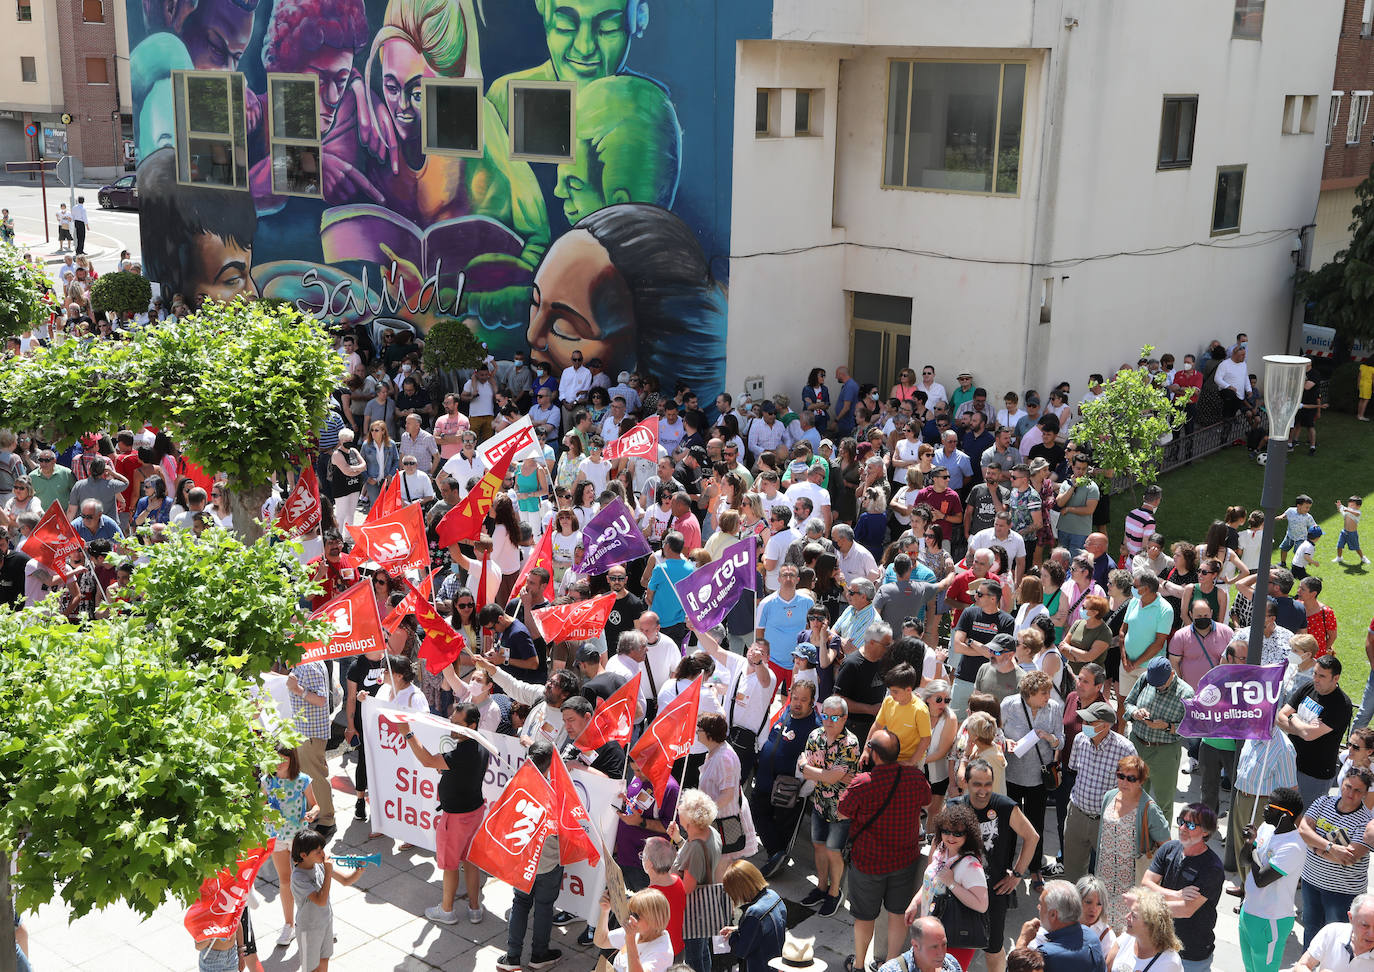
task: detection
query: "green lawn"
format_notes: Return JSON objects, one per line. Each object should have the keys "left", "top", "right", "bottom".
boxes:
{"left": 1106, "top": 412, "right": 1374, "bottom": 693}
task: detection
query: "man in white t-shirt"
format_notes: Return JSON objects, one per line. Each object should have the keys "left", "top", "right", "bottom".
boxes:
{"left": 398, "top": 456, "right": 436, "bottom": 506}
{"left": 919, "top": 366, "right": 948, "bottom": 409}
{"left": 1293, "top": 892, "right": 1374, "bottom": 972}
{"left": 967, "top": 513, "right": 1027, "bottom": 582}
{"left": 461, "top": 364, "right": 498, "bottom": 441}
{"left": 762, "top": 508, "right": 797, "bottom": 592}
{"left": 557, "top": 352, "right": 593, "bottom": 427}
{"left": 1214, "top": 344, "right": 1251, "bottom": 418}
{"left": 783, "top": 464, "right": 831, "bottom": 527}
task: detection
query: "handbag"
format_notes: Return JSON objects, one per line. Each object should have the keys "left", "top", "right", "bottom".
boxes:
{"left": 715, "top": 813, "right": 747, "bottom": 854}
{"left": 842, "top": 768, "right": 902, "bottom": 865}
{"left": 684, "top": 881, "right": 733, "bottom": 940}
{"left": 770, "top": 774, "right": 803, "bottom": 809}
{"left": 726, "top": 669, "right": 771, "bottom": 766}
{"left": 931, "top": 854, "right": 989, "bottom": 949}
{"left": 1021, "top": 699, "right": 1061, "bottom": 790}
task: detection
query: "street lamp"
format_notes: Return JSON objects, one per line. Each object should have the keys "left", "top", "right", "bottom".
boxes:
{"left": 1245, "top": 354, "right": 1310, "bottom": 666}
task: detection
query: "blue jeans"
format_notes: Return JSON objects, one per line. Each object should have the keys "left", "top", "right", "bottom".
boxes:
{"left": 1059, "top": 531, "right": 1088, "bottom": 556}
{"left": 683, "top": 936, "right": 713, "bottom": 972}
{"left": 1355, "top": 671, "right": 1374, "bottom": 730}
{"left": 1181, "top": 959, "right": 1213, "bottom": 972}
{"left": 1301, "top": 883, "right": 1356, "bottom": 948}
{"left": 1297, "top": 771, "right": 1334, "bottom": 810}
{"left": 506, "top": 864, "right": 563, "bottom": 960}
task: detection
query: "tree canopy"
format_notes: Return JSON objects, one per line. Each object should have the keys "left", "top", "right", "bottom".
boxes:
{"left": 1073, "top": 348, "right": 1188, "bottom": 490}
{"left": 0, "top": 244, "right": 56, "bottom": 341}
{"left": 1298, "top": 163, "right": 1374, "bottom": 341}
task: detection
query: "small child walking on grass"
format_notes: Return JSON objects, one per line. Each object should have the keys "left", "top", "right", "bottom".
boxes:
{"left": 1335, "top": 496, "right": 1370, "bottom": 565}
{"left": 291, "top": 829, "right": 362, "bottom": 972}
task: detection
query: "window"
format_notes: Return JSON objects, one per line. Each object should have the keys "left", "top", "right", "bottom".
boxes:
{"left": 1233, "top": 0, "right": 1264, "bottom": 39}
{"left": 172, "top": 70, "right": 249, "bottom": 189}
{"left": 16, "top": 0, "right": 31, "bottom": 22}
{"left": 1157, "top": 96, "right": 1198, "bottom": 169}
{"left": 1328, "top": 92, "right": 1344, "bottom": 146}
{"left": 85, "top": 56, "right": 108, "bottom": 84}
{"left": 422, "top": 78, "right": 482, "bottom": 157}
{"left": 883, "top": 60, "right": 1026, "bottom": 195}
{"left": 266, "top": 74, "right": 320, "bottom": 197}
{"left": 1285, "top": 94, "right": 1319, "bottom": 135}
{"left": 19, "top": 55, "right": 34, "bottom": 82}
{"left": 1350, "top": 93, "right": 1371, "bottom": 145}
{"left": 1040, "top": 277, "right": 1053, "bottom": 324}
{"left": 1301, "top": 95, "right": 1318, "bottom": 134}
{"left": 509, "top": 81, "right": 573, "bottom": 161}
{"left": 755, "top": 88, "right": 779, "bottom": 137}
{"left": 795, "top": 90, "right": 813, "bottom": 136}
{"left": 81, "top": 0, "right": 103, "bottom": 22}
{"left": 1364, "top": 0, "right": 1373, "bottom": 37}
{"left": 1211, "top": 165, "right": 1246, "bottom": 236}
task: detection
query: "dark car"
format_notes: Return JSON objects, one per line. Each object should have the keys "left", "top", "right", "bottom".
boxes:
{"left": 97, "top": 174, "right": 137, "bottom": 210}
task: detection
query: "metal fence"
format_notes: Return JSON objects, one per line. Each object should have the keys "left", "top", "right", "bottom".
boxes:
{"left": 1107, "top": 413, "right": 1251, "bottom": 496}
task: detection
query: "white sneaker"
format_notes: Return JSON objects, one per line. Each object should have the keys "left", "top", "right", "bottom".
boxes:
{"left": 424, "top": 905, "right": 460, "bottom": 925}
{"left": 468, "top": 906, "right": 484, "bottom": 924}
{"left": 276, "top": 924, "right": 295, "bottom": 947}
{"left": 1365, "top": 556, "right": 1372, "bottom": 564}
{"left": 1333, "top": 557, "right": 1344, "bottom": 564}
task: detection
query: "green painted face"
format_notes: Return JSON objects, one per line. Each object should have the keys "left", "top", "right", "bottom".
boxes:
{"left": 544, "top": 0, "right": 631, "bottom": 84}
{"left": 555, "top": 143, "right": 611, "bottom": 226}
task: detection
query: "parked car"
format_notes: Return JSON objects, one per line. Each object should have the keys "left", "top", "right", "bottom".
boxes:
{"left": 97, "top": 174, "right": 137, "bottom": 210}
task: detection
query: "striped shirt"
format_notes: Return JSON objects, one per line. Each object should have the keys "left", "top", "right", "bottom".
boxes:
{"left": 1236, "top": 729, "right": 1298, "bottom": 796}
{"left": 1123, "top": 504, "right": 1157, "bottom": 557}
{"left": 1302, "top": 794, "right": 1374, "bottom": 894}
{"left": 1069, "top": 729, "right": 1136, "bottom": 815}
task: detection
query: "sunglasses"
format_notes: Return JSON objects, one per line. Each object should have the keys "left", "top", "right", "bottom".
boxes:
{"left": 457, "top": 602, "right": 475, "bottom": 609}
{"left": 819, "top": 713, "right": 843, "bottom": 723}
{"left": 1352, "top": 744, "right": 1369, "bottom": 751}
{"left": 1176, "top": 817, "right": 1201, "bottom": 831}
{"left": 942, "top": 829, "right": 967, "bottom": 838}
{"left": 1266, "top": 804, "right": 1295, "bottom": 818}
{"left": 1116, "top": 772, "right": 1139, "bottom": 783}
{"left": 930, "top": 696, "right": 950, "bottom": 704}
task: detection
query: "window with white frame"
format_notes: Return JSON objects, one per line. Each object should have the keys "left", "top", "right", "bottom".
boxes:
{"left": 509, "top": 81, "right": 573, "bottom": 162}
{"left": 423, "top": 78, "right": 482, "bottom": 156}
{"left": 267, "top": 74, "right": 320, "bottom": 197}
{"left": 1328, "top": 92, "right": 1344, "bottom": 147}
{"left": 172, "top": 70, "right": 249, "bottom": 189}
{"left": 883, "top": 60, "right": 1026, "bottom": 195}
{"left": 1350, "top": 93, "right": 1371, "bottom": 145}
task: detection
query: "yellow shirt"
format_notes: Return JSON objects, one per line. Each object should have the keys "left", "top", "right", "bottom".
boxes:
{"left": 876, "top": 695, "right": 932, "bottom": 762}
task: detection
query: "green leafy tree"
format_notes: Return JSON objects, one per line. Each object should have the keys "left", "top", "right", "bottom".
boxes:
{"left": 0, "top": 297, "right": 340, "bottom": 541}
{"left": 422, "top": 316, "right": 489, "bottom": 374}
{"left": 0, "top": 243, "right": 56, "bottom": 341}
{"left": 1298, "top": 162, "right": 1374, "bottom": 342}
{"left": 89, "top": 270, "right": 153, "bottom": 316}
{"left": 1074, "top": 347, "right": 1188, "bottom": 491}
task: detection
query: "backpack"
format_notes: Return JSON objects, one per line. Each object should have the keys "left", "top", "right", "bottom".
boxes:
{"left": 0, "top": 453, "right": 18, "bottom": 494}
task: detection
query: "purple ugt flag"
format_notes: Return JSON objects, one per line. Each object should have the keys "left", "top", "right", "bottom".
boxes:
{"left": 579, "top": 498, "right": 652, "bottom": 575}
{"left": 673, "top": 537, "right": 757, "bottom": 631}
{"left": 1177, "top": 662, "right": 1289, "bottom": 741}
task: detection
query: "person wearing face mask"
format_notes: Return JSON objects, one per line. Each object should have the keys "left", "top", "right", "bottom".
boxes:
{"left": 1235, "top": 786, "right": 1305, "bottom": 972}
{"left": 1166, "top": 601, "right": 1234, "bottom": 692}
{"left": 1062, "top": 700, "right": 1137, "bottom": 882}
{"left": 1123, "top": 657, "right": 1194, "bottom": 822}
{"left": 1142, "top": 802, "right": 1225, "bottom": 972}
{"left": 1282, "top": 633, "right": 1320, "bottom": 700}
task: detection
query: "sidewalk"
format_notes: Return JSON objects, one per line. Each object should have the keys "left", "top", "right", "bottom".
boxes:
{"left": 11, "top": 231, "right": 115, "bottom": 267}
{"left": 24, "top": 742, "right": 1311, "bottom": 972}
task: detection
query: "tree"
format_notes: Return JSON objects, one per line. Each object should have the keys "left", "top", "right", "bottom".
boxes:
{"left": 0, "top": 244, "right": 56, "bottom": 341}
{"left": 89, "top": 270, "right": 153, "bottom": 317}
{"left": 1298, "top": 162, "right": 1374, "bottom": 342}
{"left": 0, "top": 297, "right": 340, "bottom": 542}
{"left": 1073, "top": 347, "right": 1188, "bottom": 491}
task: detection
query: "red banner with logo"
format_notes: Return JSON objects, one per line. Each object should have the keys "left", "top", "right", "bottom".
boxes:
{"left": 275, "top": 466, "right": 322, "bottom": 538}
{"left": 466, "top": 760, "right": 557, "bottom": 893}
{"left": 434, "top": 447, "right": 516, "bottom": 549}
{"left": 382, "top": 566, "right": 440, "bottom": 632}
{"left": 299, "top": 579, "right": 386, "bottom": 664}
{"left": 533, "top": 592, "right": 616, "bottom": 643}
{"left": 630, "top": 674, "right": 702, "bottom": 800}
{"left": 573, "top": 672, "right": 640, "bottom": 753}
{"left": 27, "top": 501, "right": 86, "bottom": 579}
{"left": 510, "top": 528, "right": 553, "bottom": 602}
{"left": 367, "top": 474, "right": 402, "bottom": 524}
{"left": 604, "top": 416, "right": 659, "bottom": 461}
{"left": 348, "top": 502, "right": 430, "bottom": 574}
{"left": 402, "top": 577, "right": 468, "bottom": 674}
{"left": 184, "top": 841, "right": 275, "bottom": 942}
{"left": 549, "top": 747, "right": 601, "bottom": 867}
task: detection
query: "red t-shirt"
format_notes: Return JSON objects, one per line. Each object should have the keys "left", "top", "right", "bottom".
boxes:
{"left": 659, "top": 874, "right": 686, "bottom": 956}
{"left": 308, "top": 553, "right": 362, "bottom": 609}
{"left": 946, "top": 568, "right": 1003, "bottom": 625}
{"left": 114, "top": 451, "right": 142, "bottom": 513}
{"left": 1172, "top": 369, "right": 1203, "bottom": 404}
{"left": 914, "top": 486, "right": 963, "bottom": 524}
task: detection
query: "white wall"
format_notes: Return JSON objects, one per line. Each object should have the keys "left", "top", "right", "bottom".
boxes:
{"left": 0, "top": 0, "right": 63, "bottom": 113}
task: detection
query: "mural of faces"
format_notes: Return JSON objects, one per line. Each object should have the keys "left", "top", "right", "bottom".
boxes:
{"left": 177, "top": 0, "right": 257, "bottom": 71}
{"left": 542, "top": 0, "right": 637, "bottom": 85}
{"left": 528, "top": 229, "right": 633, "bottom": 374}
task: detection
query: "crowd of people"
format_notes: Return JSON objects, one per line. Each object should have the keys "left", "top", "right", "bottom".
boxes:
{"left": 6, "top": 288, "right": 1374, "bottom": 972}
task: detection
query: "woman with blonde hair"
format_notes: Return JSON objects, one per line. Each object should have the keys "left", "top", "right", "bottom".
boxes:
{"left": 1013, "top": 574, "right": 1047, "bottom": 633}
{"left": 1104, "top": 886, "right": 1183, "bottom": 972}
{"left": 721, "top": 860, "right": 786, "bottom": 972}
{"left": 957, "top": 711, "right": 1006, "bottom": 795}
{"left": 594, "top": 886, "right": 675, "bottom": 972}
{"left": 670, "top": 788, "right": 722, "bottom": 972}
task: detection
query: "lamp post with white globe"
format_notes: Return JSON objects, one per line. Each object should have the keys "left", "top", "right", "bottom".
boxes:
{"left": 1246, "top": 354, "right": 1310, "bottom": 666}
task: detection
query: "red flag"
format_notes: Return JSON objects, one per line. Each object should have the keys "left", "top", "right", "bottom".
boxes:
{"left": 604, "top": 415, "right": 659, "bottom": 461}
{"left": 533, "top": 593, "right": 617, "bottom": 643}
{"left": 299, "top": 579, "right": 386, "bottom": 664}
{"left": 403, "top": 577, "right": 468, "bottom": 674}
{"left": 177, "top": 455, "right": 216, "bottom": 494}
{"left": 367, "top": 474, "right": 402, "bottom": 523}
{"left": 382, "top": 566, "right": 440, "bottom": 632}
{"left": 348, "top": 502, "right": 430, "bottom": 574}
{"left": 549, "top": 748, "right": 602, "bottom": 867}
{"left": 184, "top": 842, "right": 275, "bottom": 942}
{"left": 26, "top": 501, "right": 85, "bottom": 579}
{"left": 466, "top": 760, "right": 557, "bottom": 893}
{"left": 574, "top": 672, "right": 641, "bottom": 753}
{"left": 510, "top": 528, "right": 554, "bottom": 601}
{"left": 275, "top": 466, "right": 322, "bottom": 538}
{"left": 630, "top": 674, "right": 703, "bottom": 799}
{"left": 435, "top": 447, "right": 516, "bottom": 549}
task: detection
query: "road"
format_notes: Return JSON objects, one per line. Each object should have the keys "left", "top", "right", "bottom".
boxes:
{"left": 0, "top": 181, "right": 139, "bottom": 271}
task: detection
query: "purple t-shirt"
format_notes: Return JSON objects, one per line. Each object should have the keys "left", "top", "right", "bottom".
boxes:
{"left": 614, "top": 774, "right": 681, "bottom": 868}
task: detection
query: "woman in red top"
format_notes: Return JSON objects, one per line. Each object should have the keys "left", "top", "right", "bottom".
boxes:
{"left": 1297, "top": 575, "right": 1337, "bottom": 656}
{"left": 639, "top": 836, "right": 686, "bottom": 957}
{"left": 890, "top": 368, "right": 919, "bottom": 402}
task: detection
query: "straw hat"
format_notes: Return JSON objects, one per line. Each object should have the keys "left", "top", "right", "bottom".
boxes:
{"left": 768, "top": 935, "right": 828, "bottom": 972}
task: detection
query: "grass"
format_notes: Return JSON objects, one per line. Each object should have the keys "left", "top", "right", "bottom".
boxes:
{"left": 1105, "top": 411, "right": 1374, "bottom": 693}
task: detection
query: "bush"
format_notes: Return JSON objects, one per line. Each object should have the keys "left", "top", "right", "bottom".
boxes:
{"left": 422, "top": 317, "right": 488, "bottom": 373}
{"left": 1328, "top": 361, "right": 1360, "bottom": 413}
{"left": 0, "top": 244, "right": 55, "bottom": 340}
{"left": 90, "top": 270, "right": 153, "bottom": 315}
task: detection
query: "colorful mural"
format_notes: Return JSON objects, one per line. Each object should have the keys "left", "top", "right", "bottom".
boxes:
{"left": 128, "top": 0, "right": 770, "bottom": 406}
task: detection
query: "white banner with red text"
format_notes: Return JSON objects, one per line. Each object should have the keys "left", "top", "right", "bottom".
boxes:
{"left": 360, "top": 698, "right": 621, "bottom": 922}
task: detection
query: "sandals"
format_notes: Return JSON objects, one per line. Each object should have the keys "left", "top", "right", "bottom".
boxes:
{"left": 1030, "top": 875, "right": 1045, "bottom": 892}
{"left": 844, "top": 955, "right": 856, "bottom": 972}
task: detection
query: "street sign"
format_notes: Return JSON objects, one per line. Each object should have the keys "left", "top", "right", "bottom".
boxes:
{"left": 5, "top": 160, "right": 56, "bottom": 173}
{"left": 24, "top": 123, "right": 36, "bottom": 137}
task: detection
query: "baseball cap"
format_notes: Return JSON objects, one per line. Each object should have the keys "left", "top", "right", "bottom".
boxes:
{"left": 1076, "top": 700, "right": 1116, "bottom": 725}
{"left": 988, "top": 633, "right": 1017, "bottom": 655}
{"left": 792, "top": 643, "right": 819, "bottom": 665}
{"left": 1145, "top": 656, "right": 1173, "bottom": 687}
{"left": 575, "top": 643, "right": 603, "bottom": 664}
{"left": 1307, "top": 526, "right": 1324, "bottom": 540}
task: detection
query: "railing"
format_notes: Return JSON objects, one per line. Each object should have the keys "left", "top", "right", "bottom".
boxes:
{"left": 1106, "top": 412, "right": 1251, "bottom": 496}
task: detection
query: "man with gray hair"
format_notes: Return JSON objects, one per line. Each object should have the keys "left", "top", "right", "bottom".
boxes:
{"left": 833, "top": 522, "right": 882, "bottom": 583}
{"left": 834, "top": 621, "right": 894, "bottom": 742}
{"left": 834, "top": 578, "right": 878, "bottom": 655}
{"left": 1015, "top": 880, "right": 1104, "bottom": 972}
{"left": 1293, "top": 892, "right": 1374, "bottom": 972}
{"left": 784, "top": 516, "right": 834, "bottom": 570}
{"left": 879, "top": 916, "right": 962, "bottom": 972}
{"left": 66, "top": 457, "right": 129, "bottom": 522}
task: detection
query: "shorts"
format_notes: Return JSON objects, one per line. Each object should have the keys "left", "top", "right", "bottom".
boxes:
{"left": 1338, "top": 529, "right": 1362, "bottom": 552}
{"left": 1278, "top": 535, "right": 1298, "bottom": 554}
{"left": 1360, "top": 364, "right": 1374, "bottom": 399}
{"left": 983, "top": 888, "right": 1014, "bottom": 953}
{"left": 435, "top": 804, "right": 485, "bottom": 870}
{"left": 930, "top": 777, "right": 950, "bottom": 796}
{"left": 847, "top": 861, "right": 919, "bottom": 922}
{"left": 296, "top": 915, "right": 334, "bottom": 970}
{"left": 57, "top": 227, "right": 72, "bottom": 241}
{"left": 1294, "top": 407, "right": 1315, "bottom": 428}
{"left": 810, "top": 811, "right": 850, "bottom": 850}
